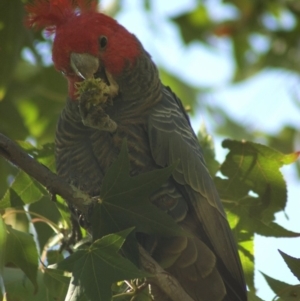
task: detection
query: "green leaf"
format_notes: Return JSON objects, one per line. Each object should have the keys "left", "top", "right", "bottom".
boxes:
{"left": 0, "top": 171, "right": 47, "bottom": 209}
{"left": 29, "top": 196, "right": 62, "bottom": 253}
{"left": 171, "top": 5, "right": 211, "bottom": 44}
{"left": 100, "top": 139, "right": 177, "bottom": 203}
{"left": 255, "top": 222, "right": 300, "bottom": 238}
{"left": 224, "top": 192, "right": 300, "bottom": 239}
{"left": 0, "top": 142, "right": 55, "bottom": 209}
{"left": 63, "top": 281, "right": 89, "bottom": 301}
{"left": 2, "top": 267, "right": 57, "bottom": 301}
{"left": 281, "top": 151, "right": 300, "bottom": 165}
{"left": 0, "top": 217, "right": 7, "bottom": 296}
{"left": 218, "top": 139, "right": 300, "bottom": 289}
{"left": 275, "top": 286, "right": 300, "bottom": 301}
{"left": 92, "top": 139, "right": 186, "bottom": 240}
{"left": 0, "top": 97, "right": 29, "bottom": 142}
{"left": 0, "top": 0, "right": 26, "bottom": 97}
{"left": 219, "top": 140, "right": 290, "bottom": 223}
{"left": 46, "top": 251, "right": 65, "bottom": 266}
{"left": 232, "top": 32, "right": 252, "bottom": 81}
{"left": 278, "top": 250, "right": 300, "bottom": 281}
{"left": 239, "top": 240, "right": 254, "bottom": 290}
{"left": 43, "top": 268, "right": 70, "bottom": 301}
{"left": 261, "top": 272, "right": 296, "bottom": 299}
{"left": 17, "top": 141, "right": 56, "bottom": 171}
{"left": 4, "top": 226, "right": 38, "bottom": 292}
{"left": 54, "top": 194, "right": 72, "bottom": 228}
{"left": 57, "top": 228, "right": 149, "bottom": 301}
{"left": 247, "top": 291, "right": 265, "bottom": 301}
{"left": 267, "top": 126, "right": 298, "bottom": 155}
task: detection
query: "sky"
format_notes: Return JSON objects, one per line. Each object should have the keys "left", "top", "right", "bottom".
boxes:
{"left": 102, "top": 0, "right": 300, "bottom": 299}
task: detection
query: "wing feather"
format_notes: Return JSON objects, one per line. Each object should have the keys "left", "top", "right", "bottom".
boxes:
{"left": 148, "top": 86, "right": 245, "bottom": 288}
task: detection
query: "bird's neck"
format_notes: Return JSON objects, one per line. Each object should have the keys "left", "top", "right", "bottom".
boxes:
{"left": 115, "top": 51, "right": 162, "bottom": 110}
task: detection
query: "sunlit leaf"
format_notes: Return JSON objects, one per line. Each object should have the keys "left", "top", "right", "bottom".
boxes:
{"left": 0, "top": 142, "right": 55, "bottom": 209}
{"left": 281, "top": 152, "right": 300, "bottom": 165}
{"left": 218, "top": 140, "right": 289, "bottom": 223}
{"left": 224, "top": 191, "right": 300, "bottom": 239}
{"left": 0, "top": 171, "right": 46, "bottom": 209}
{"left": 239, "top": 240, "right": 254, "bottom": 290}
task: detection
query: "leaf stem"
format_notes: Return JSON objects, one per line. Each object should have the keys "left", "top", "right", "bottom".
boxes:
{"left": 2, "top": 209, "right": 60, "bottom": 233}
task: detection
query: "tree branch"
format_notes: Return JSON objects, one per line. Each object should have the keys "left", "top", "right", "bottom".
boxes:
{"left": 138, "top": 245, "right": 194, "bottom": 301}
{"left": 0, "top": 133, "right": 92, "bottom": 216}
{"left": 0, "top": 132, "right": 194, "bottom": 301}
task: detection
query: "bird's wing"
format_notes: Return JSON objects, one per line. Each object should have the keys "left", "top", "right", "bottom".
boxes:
{"left": 147, "top": 85, "right": 245, "bottom": 287}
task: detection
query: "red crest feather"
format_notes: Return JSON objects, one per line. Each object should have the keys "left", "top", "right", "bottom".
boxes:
{"left": 25, "top": 0, "right": 97, "bottom": 33}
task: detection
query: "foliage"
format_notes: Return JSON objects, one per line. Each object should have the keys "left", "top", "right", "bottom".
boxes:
{"left": 1, "top": 0, "right": 300, "bottom": 300}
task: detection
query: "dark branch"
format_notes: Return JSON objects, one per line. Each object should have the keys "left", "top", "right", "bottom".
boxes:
{"left": 138, "top": 245, "right": 194, "bottom": 301}
{"left": 0, "top": 133, "right": 93, "bottom": 216}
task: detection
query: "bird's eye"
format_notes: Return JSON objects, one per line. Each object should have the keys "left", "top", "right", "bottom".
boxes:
{"left": 99, "top": 36, "right": 108, "bottom": 49}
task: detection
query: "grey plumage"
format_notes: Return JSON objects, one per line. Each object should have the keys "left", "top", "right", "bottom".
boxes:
{"left": 55, "top": 50, "right": 247, "bottom": 301}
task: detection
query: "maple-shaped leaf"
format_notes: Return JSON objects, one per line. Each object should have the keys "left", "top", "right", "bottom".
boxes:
{"left": 57, "top": 228, "right": 149, "bottom": 301}
{"left": 216, "top": 140, "right": 300, "bottom": 232}
{"left": 0, "top": 142, "right": 55, "bottom": 209}
{"left": 91, "top": 139, "right": 187, "bottom": 240}
{"left": 4, "top": 225, "right": 39, "bottom": 293}
{"left": 216, "top": 140, "right": 300, "bottom": 289}
{"left": 0, "top": 171, "right": 46, "bottom": 209}
{"left": 261, "top": 272, "right": 299, "bottom": 300}
{"left": 43, "top": 268, "right": 70, "bottom": 300}
{"left": 278, "top": 250, "right": 300, "bottom": 281}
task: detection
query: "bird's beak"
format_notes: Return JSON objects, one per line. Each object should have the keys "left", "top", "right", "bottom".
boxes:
{"left": 70, "top": 53, "right": 99, "bottom": 79}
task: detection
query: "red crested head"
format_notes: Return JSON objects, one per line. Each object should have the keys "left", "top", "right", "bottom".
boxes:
{"left": 26, "top": 0, "right": 141, "bottom": 99}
